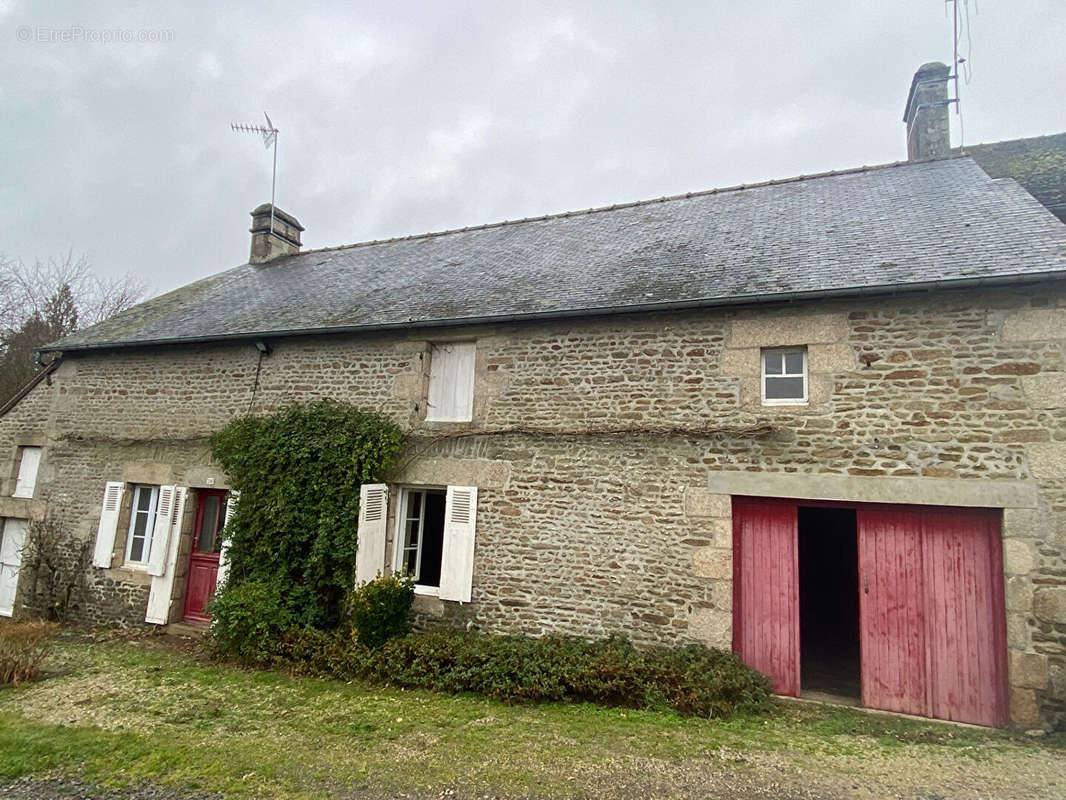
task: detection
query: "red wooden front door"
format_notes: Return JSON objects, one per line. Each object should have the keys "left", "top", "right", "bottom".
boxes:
{"left": 732, "top": 497, "right": 800, "bottom": 696}
{"left": 183, "top": 490, "right": 228, "bottom": 623}
{"left": 857, "top": 506, "right": 1008, "bottom": 727}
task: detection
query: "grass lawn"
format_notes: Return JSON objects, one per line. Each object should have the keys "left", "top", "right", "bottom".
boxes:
{"left": 1, "top": 632, "right": 1064, "bottom": 799}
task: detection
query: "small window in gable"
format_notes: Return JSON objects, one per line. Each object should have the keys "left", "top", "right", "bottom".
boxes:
{"left": 762, "top": 347, "right": 808, "bottom": 405}
{"left": 426, "top": 341, "right": 476, "bottom": 422}
{"left": 125, "top": 484, "right": 160, "bottom": 565}
{"left": 13, "top": 446, "right": 42, "bottom": 498}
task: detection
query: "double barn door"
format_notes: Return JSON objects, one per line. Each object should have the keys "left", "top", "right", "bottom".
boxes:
{"left": 732, "top": 498, "right": 1008, "bottom": 727}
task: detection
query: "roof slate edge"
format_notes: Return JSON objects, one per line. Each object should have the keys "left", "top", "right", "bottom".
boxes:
{"left": 40, "top": 268, "right": 1066, "bottom": 355}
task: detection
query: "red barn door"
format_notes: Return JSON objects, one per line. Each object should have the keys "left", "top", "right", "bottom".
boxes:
{"left": 922, "top": 508, "right": 1008, "bottom": 727}
{"left": 856, "top": 507, "right": 928, "bottom": 716}
{"left": 857, "top": 506, "right": 1007, "bottom": 727}
{"left": 733, "top": 498, "right": 800, "bottom": 696}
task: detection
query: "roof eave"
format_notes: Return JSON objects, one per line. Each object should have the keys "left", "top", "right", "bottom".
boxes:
{"left": 38, "top": 269, "right": 1066, "bottom": 356}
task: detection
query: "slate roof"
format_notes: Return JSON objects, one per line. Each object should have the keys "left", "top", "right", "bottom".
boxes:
{"left": 961, "top": 133, "right": 1066, "bottom": 223}
{"left": 47, "top": 156, "right": 1066, "bottom": 352}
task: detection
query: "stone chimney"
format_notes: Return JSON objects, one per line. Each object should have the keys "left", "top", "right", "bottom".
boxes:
{"left": 903, "top": 62, "right": 952, "bottom": 161}
{"left": 249, "top": 204, "right": 304, "bottom": 264}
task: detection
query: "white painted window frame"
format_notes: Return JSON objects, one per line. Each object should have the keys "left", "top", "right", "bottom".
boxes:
{"left": 124, "top": 484, "right": 159, "bottom": 567}
{"left": 426, "top": 341, "right": 476, "bottom": 422}
{"left": 392, "top": 484, "right": 447, "bottom": 597}
{"left": 13, "top": 446, "right": 42, "bottom": 498}
{"left": 761, "top": 347, "right": 809, "bottom": 406}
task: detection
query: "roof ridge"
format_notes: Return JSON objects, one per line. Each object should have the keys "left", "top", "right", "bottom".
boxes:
{"left": 296, "top": 156, "right": 963, "bottom": 257}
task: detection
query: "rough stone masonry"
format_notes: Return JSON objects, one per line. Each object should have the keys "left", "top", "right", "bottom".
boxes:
{"left": 2, "top": 283, "right": 1066, "bottom": 729}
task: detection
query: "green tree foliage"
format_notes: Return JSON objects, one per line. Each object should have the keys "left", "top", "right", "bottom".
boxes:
{"left": 209, "top": 401, "right": 406, "bottom": 636}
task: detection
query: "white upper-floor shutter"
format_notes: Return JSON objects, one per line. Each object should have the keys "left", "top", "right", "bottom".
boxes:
{"left": 439, "top": 485, "right": 478, "bottom": 602}
{"left": 426, "top": 342, "right": 476, "bottom": 422}
{"left": 92, "top": 481, "right": 125, "bottom": 569}
{"left": 13, "top": 447, "right": 42, "bottom": 498}
{"left": 215, "top": 489, "right": 238, "bottom": 590}
{"left": 146, "top": 485, "right": 177, "bottom": 577}
{"left": 145, "top": 486, "right": 187, "bottom": 624}
{"left": 355, "top": 483, "right": 388, "bottom": 585}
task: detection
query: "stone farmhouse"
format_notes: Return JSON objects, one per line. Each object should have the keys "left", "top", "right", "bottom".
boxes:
{"left": 3, "top": 63, "right": 1066, "bottom": 729}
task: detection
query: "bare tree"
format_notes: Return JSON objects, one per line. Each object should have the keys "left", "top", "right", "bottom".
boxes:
{"left": 0, "top": 252, "right": 148, "bottom": 406}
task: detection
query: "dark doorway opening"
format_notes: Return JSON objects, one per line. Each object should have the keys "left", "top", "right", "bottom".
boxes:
{"left": 798, "top": 506, "right": 860, "bottom": 701}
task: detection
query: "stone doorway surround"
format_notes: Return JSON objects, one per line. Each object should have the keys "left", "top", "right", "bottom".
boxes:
{"left": 685, "top": 470, "right": 1051, "bottom": 729}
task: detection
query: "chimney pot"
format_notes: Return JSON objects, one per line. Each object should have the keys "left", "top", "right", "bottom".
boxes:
{"left": 249, "top": 204, "right": 304, "bottom": 264}
{"left": 903, "top": 62, "right": 952, "bottom": 161}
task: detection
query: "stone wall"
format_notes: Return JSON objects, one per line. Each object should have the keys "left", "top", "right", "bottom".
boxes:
{"left": 2, "top": 282, "right": 1065, "bottom": 726}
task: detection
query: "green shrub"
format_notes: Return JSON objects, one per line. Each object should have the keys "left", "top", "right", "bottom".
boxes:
{"left": 209, "top": 400, "right": 405, "bottom": 632}
{"left": 350, "top": 573, "right": 415, "bottom": 648}
{"left": 275, "top": 628, "right": 773, "bottom": 718}
{"left": 0, "top": 620, "right": 59, "bottom": 685}
{"left": 208, "top": 580, "right": 296, "bottom": 663}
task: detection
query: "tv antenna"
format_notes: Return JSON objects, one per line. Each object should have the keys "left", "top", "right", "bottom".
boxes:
{"left": 232, "top": 112, "right": 280, "bottom": 235}
{"left": 945, "top": 0, "right": 975, "bottom": 148}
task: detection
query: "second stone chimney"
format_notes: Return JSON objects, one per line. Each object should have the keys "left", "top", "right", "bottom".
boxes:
{"left": 903, "top": 62, "right": 952, "bottom": 161}
{"left": 249, "top": 204, "right": 304, "bottom": 264}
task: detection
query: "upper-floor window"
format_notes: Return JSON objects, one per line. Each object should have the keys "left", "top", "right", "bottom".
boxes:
{"left": 12, "top": 446, "right": 42, "bottom": 498}
{"left": 426, "top": 342, "right": 476, "bottom": 422}
{"left": 125, "top": 484, "right": 160, "bottom": 565}
{"left": 762, "top": 347, "right": 808, "bottom": 405}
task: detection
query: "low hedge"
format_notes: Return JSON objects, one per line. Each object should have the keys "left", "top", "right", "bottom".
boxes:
{"left": 0, "top": 620, "right": 59, "bottom": 686}
{"left": 267, "top": 629, "right": 773, "bottom": 718}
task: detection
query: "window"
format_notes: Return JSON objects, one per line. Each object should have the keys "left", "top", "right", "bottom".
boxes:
{"left": 12, "top": 446, "right": 42, "bottom": 498}
{"left": 762, "top": 347, "right": 808, "bottom": 405}
{"left": 125, "top": 484, "right": 159, "bottom": 565}
{"left": 426, "top": 342, "right": 475, "bottom": 422}
{"left": 395, "top": 487, "right": 447, "bottom": 590}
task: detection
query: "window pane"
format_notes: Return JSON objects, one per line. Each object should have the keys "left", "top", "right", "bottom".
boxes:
{"left": 136, "top": 487, "right": 153, "bottom": 512}
{"left": 765, "top": 376, "right": 805, "bottom": 400}
{"left": 763, "top": 352, "right": 783, "bottom": 375}
{"left": 405, "top": 519, "right": 420, "bottom": 548}
{"left": 784, "top": 351, "right": 804, "bottom": 374}
{"left": 409, "top": 492, "right": 422, "bottom": 517}
{"left": 198, "top": 496, "right": 219, "bottom": 552}
{"left": 132, "top": 510, "right": 149, "bottom": 539}
{"left": 129, "top": 534, "right": 145, "bottom": 562}
{"left": 214, "top": 500, "right": 228, "bottom": 553}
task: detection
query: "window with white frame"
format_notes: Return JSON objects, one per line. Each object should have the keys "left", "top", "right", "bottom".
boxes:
{"left": 125, "top": 484, "right": 160, "bottom": 565}
{"left": 761, "top": 347, "right": 808, "bottom": 405}
{"left": 426, "top": 342, "right": 476, "bottom": 422}
{"left": 12, "top": 446, "right": 42, "bottom": 498}
{"left": 395, "top": 487, "right": 447, "bottom": 589}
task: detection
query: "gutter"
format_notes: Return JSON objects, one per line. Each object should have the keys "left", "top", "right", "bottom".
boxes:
{"left": 37, "top": 269, "right": 1066, "bottom": 356}
{"left": 0, "top": 358, "right": 61, "bottom": 418}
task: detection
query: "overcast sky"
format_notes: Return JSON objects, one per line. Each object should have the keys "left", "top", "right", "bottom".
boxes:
{"left": 3, "top": 1, "right": 1065, "bottom": 297}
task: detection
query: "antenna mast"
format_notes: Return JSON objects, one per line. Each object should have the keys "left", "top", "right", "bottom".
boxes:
{"left": 232, "top": 113, "right": 280, "bottom": 235}
{"left": 945, "top": 0, "right": 973, "bottom": 148}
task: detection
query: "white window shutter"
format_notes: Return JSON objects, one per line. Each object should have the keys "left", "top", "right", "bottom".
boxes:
{"left": 92, "top": 481, "right": 125, "bottom": 569}
{"left": 427, "top": 342, "right": 475, "bottom": 422}
{"left": 439, "top": 485, "right": 478, "bottom": 602}
{"left": 146, "top": 485, "right": 177, "bottom": 577}
{"left": 145, "top": 487, "right": 187, "bottom": 624}
{"left": 13, "top": 447, "right": 42, "bottom": 498}
{"left": 215, "top": 490, "right": 238, "bottom": 590}
{"left": 355, "top": 484, "right": 388, "bottom": 585}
